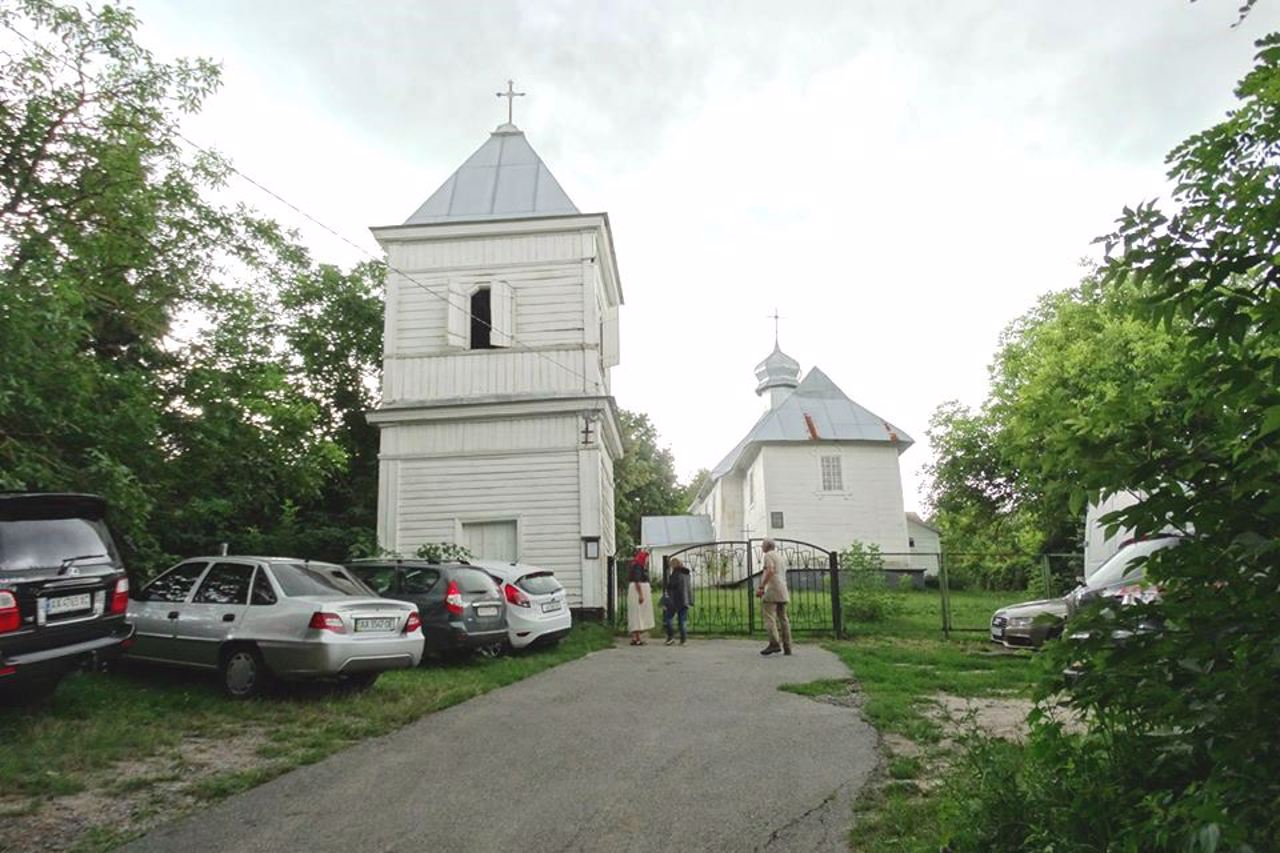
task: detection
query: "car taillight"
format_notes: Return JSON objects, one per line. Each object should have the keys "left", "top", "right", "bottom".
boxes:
{"left": 0, "top": 591, "right": 18, "bottom": 634}
{"left": 504, "top": 583, "right": 531, "bottom": 608}
{"left": 445, "top": 580, "right": 464, "bottom": 617}
{"left": 404, "top": 611, "right": 422, "bottom": 633}
{"left": 109, "top": 578, "right": 129, "bottom": 615}
{"left": 308, "top": 611, "right": 346, "bottom": 633}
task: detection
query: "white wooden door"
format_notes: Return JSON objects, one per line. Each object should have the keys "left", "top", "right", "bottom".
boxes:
{"left": 463, "top": 520, "right": 518, "bottom": 561}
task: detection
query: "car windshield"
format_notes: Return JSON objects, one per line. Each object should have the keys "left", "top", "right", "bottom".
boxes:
{"left": 1087, "top": 538, "right": 1180, "bottom": 590}
{"left": 0, "top": 517, "right": 119, "bottom": 572}
{"left": 270, "top": 563, "right": 371, "bottom": 598}
{"left": 517, "top": 572, "right": 562, "bottom": 595}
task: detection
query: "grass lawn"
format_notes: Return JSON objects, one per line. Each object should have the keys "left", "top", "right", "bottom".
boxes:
{"left": 0, "top": 624, "right": 613, "bottom": 851}
{"left": 781, "top": 588, "right": 1044, "bottom": 852}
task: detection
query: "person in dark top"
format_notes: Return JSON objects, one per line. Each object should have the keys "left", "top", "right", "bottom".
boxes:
{"left": 626, "top": 549, "right": 654, "bottom": 644}
{"left": 663, "top": 557, "right": 694, "bottom": 645}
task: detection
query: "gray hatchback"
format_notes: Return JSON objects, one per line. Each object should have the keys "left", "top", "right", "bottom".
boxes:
{"left": 346, "top": 560, "right": 507, "bottom": 658}
{"left": 126, "top": 557, "right": 423, "bottom": 697}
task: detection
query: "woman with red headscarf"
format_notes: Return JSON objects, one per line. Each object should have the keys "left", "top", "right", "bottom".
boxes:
{"left": 626, "top": 549, "right": 655, "bottom": 645}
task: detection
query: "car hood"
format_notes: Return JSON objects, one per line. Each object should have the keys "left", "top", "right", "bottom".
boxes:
{"left": 996, "top": 598, "right": 1069, "bottom": 619}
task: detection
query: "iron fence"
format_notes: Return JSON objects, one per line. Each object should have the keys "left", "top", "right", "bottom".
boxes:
{"left": 609, "top": 544, "right": 1083, "bottom": 641}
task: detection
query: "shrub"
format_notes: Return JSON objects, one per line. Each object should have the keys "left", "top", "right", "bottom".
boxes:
{"left": 839, "top": 541, "right": 905, "bottom": 625}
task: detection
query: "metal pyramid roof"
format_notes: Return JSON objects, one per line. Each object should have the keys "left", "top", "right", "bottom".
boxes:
{"left": 405, "top": 123, "right": 579, "bottom": 225}
{"left": 709, "top": 367, "right": 913, "bottom": 479}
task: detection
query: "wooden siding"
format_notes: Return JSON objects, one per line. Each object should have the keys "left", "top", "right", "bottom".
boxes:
{"left": 386, "top": 230, "right": 591, "bottom": 272}
{"left": 379, "top": 415, "right": 580, "bottom": 458}
{"left": 393, "top": 451, "right": 586, "bottom": 600}
{"left": 383, "top": 347, "right": 602, "bottom": 402}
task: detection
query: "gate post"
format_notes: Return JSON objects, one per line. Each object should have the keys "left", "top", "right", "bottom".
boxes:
{"left": 606, "top": 556, "right": 616, "bottom": 626}
{"left": 829, "top": 550, "right": 842, "bottom": 639}
{"left": 746, "top": 544, "right": 755, "bottom": 636}
{"left": 939, "top": 552, "right": 952, "bottom": 640}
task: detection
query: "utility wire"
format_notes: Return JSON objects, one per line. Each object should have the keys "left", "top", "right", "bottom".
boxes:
{"left": 6, "top": 23, "right": 606, "bottom": 394}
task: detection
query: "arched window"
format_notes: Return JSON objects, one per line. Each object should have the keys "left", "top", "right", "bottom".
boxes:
{"left": 470, "top": 287, "right": 494, "bottom": 349}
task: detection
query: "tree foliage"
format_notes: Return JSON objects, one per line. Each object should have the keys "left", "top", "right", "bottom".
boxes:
{"left": 612, "top": 410, "right": 688, "bottom": 558}
{"left": 0, "top": 0, "right": 382, "bottom": 573}
{"left": 934, "top": 34, "right": 1280, "bottom": 851}
{"left": 925, "top": 276, "right": 1184, "bottom": 588}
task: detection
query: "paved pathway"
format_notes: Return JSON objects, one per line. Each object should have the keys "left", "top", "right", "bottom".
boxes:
{"left": 126, "top": 639, "right": 879, "bottom": 853}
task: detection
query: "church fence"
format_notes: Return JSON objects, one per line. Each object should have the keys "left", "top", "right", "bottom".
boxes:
{"left": 610, "top": 545, "right": 1085, "bottom": 640}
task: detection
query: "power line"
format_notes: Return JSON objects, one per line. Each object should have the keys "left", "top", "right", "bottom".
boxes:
{"left": 5, "top": 23, "right": 605, "bottom": 395}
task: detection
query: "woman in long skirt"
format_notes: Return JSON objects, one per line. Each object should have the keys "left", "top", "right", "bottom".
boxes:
{"left": 626, "top": 549, "right": 655, "bottom": 644}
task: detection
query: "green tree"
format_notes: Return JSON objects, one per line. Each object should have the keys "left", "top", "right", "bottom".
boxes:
{"left": 935, "top": 35, "right": 1280, "bottom": 851}
{"left": 925, "top": 276, "right": 1183, "bottom": 588}
{"left": 0, "top": 1, "right": 379, "bottom": 573}
{"left": 613, "top": 410, "right": 685, "bottom": 557}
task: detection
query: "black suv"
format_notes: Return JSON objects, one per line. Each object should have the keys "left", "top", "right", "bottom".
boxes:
{"left": 346, "top": 559, "right": 507, "bottom": 657}
{"left": 0, "top": 493, "right": 133, "bottom": 700}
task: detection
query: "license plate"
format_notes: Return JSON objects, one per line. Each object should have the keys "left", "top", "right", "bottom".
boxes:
{"left": 541, "top": 601, "right": 562, "bottom": 613}
{"left": 475, "top": 605, "right": 499, "bottom": 618}
{"left": 47, "top": 593, "right": 92, "bottom": 615}
{"left": 355, "top": 617, "right": 396, "bottom": 633}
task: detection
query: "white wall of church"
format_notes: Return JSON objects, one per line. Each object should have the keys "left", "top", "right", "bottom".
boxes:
{"left": 378, "top": 414, "right": 597, "bottom": 602}
{"left": 743, "top": 453, "right": 770, "bottom": 542}
{"left": 758, "top": 444, "right": 910, "bottom": 560}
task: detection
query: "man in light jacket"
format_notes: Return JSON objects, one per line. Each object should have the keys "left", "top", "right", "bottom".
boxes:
{"left": 756, "top": 539, "right": 792, "bottom": 656}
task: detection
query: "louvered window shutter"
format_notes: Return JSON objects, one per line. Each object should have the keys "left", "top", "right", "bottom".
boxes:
{"left": 490, "top": 280, "right": 514, "bottom": 347}
{"left": 445, "top": 279, "right": 467, "bottom": 348}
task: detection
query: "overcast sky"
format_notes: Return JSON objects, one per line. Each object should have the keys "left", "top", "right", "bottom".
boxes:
{"left": 131, "top": 0, "right": 1275, "bottom": 511}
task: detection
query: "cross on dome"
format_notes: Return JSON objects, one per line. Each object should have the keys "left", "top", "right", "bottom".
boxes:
{"left": 496, "top": 79, "right": 526, "bottom": 125}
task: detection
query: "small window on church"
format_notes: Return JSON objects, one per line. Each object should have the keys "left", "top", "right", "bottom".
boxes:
{"left": 749, "top": 472, "right": 755, "bottom": 505}
{"left": 821, "top": 455, "right": 843, "bottom": 491}
{"left": 771, "top": 512, "right": 784, "bottom": 529}
{"left": 470, "top": 287, "right": 494, "bottom": 349}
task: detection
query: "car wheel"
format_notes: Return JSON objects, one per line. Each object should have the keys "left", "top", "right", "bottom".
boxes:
{"left": 338, "top": 672, "right": 379, "bottom": 692}
{"left": 220, "top": 645, "right": 270, "bottom": 700}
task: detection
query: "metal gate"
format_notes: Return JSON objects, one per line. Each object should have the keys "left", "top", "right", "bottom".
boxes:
{"left": 655, "top": 538, "right": 841, "bottom": 636}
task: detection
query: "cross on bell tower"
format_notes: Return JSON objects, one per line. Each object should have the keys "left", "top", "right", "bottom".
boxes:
{"left": 496, "top": 79, "right": 526, "bottom": 125}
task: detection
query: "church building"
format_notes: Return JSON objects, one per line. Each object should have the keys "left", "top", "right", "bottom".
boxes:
{"left": 368, "top": 112, "right": 624, "bottom": 611}
{"left": 679, "top": 344, "right": 916, "bottom": 561}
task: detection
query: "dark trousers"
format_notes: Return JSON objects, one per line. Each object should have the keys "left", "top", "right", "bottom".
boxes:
{"left": 663, "top": 606, "right": 688, "bottom": 641}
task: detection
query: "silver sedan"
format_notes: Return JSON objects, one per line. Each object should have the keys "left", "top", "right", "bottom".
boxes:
{"left": 126, "top": 557, "right": 422, "bottom": 697}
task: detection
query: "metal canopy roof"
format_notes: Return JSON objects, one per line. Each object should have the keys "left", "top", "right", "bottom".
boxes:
{"left": 709, "top": 367, "right": 914, "bottom": 480}
{"left": 641, "top": 515, "right": 715, "bottom": 548}
{"left": 405, "top": 123, "right": 579, "bottom": 225}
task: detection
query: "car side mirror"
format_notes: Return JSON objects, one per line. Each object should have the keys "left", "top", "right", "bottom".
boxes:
{"left": 1074, "top": 575, "right": 1085, "bottom": 585}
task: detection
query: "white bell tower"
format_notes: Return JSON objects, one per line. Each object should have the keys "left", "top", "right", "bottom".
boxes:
{"left": 368, "top": 106, "right": 624, "bottom": 612}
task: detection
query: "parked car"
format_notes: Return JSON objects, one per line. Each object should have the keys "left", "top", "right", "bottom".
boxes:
{"left": 469, "top": 559, "right": 573, "bottom": 649}
{"left": 0, "top": 493, "right": 133, "bottom": 701}
{"left": 126, "top": 557, "right": 422, "bottom": 698}
{"left": 989, "top": 596, "right": 1068, "bottom": 649}
{"left": 990, "top": 537, "right": 1184, "bottom": 651}
{"left": 1064, "top": 535, "right": 1182, "bottom": 618}
{"left": 345, "top": 559, "right": 507, "bottom": 658}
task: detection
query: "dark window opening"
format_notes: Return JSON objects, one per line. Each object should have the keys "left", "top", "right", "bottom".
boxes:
{"left": 470, "top": 288, "right": 494, "bottom": 349}
{"left": 770, "top": 512, "right": 784, "bottom": 529}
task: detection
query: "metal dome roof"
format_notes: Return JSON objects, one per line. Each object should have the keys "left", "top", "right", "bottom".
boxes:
{"left": 404, "top": 123, "right": 579, "bottom": 225}
{"left": 754, "top": 344, "right": 801, "bottom": 396}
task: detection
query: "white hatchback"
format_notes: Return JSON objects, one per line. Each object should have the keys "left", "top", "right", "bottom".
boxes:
{"left": 470, "top": 560, "right": 572, "bottom": 649}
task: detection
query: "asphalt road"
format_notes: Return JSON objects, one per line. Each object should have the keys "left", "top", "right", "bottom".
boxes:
{"left": 125, "top": 639, "right": 879, "bottom": 853}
